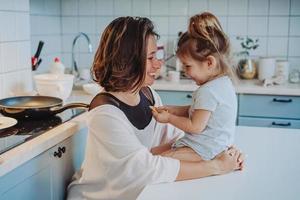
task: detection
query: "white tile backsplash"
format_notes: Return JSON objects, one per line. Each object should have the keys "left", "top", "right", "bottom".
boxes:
{"left": 228, "top": 0, "right": 248, "bottom": 16}
{"left": 291, "top": 0, "right": 300, "bottom": 15}
{"left": 114, "top": 0, "right": 132, "bottom": 16}
{"left": 16, "top": 12, "right": 30, "bottom": 40}
{"left": 290, "top": 17, "right": 300, "bottom": 36}
{"left": 169, "top": 0, "right": 188, "bottom": 16}
{"left": 150, "top": 0, "right": 169, "bottom": 16}
{"left": 0, "top": 0, "right": 15, "bottom": 11}
{"left": 151, "top": 16, "right": 168, "bottom": 35}
{"left": 208, "top": 0, "right": 228, "bottom": 15}
{"left": 61, "top": 0, "right": 78, "bottom": 16}
{"left": 268, "top": 17, "right": 289, "bottom": 36}
{"left": 79, "top": 0, "right": 96, "bottom": 16}
{"left": 289, "top": 37, "right": 300, "bottom": 57}
{"left": 248, "top": 0, "right": 269, "bottom": 15}
{"left": 267, "top": 37, "right": 288, "bottom": 57}
{"left": 188, "top": 0, "right": 208, "bottom": 16}
{"left": 95, "top": 0, "right": 114, "bottom": 16}
{"left": 248, "top": 17, "right": 268, "bottom": 36}
{"left": 79, "top": 17, "right": 96, "bottom": 34}
{"left": 269, "top": 0, "right": 290, "bottom": 16}
{"left": 228, "top": 17, "right": 247, "bottom": 36}
{"left": 168, "top": 16, "right": 187, "bottom": 35}
{"left": 96, "top": 16, "right": 114, "bottom": 34}
{"left": 62, "top": 17, "right": 78, "bottom": 34}
{"left": 44, "top": 0, "right": 60, "bottom": 15}
{"left": 1, "top": 42, "right": 18, "bottom": 72}
{"left": 0, "top": 12, "right": 16, "bottom": 42}
{"left": 132, "top": 0, "right": 150, "bottom": 16}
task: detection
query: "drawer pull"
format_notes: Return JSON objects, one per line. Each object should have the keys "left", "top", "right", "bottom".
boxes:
{"left": 272, "top": 122, "right": 291, "bottom": 127}
{"left": 186, "top": 94, "right": 192, "bottom": 98}
{"left": 272, "top": 98, "right": 292, "bottom": 103}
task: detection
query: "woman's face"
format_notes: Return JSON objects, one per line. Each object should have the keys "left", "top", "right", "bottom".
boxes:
{"left": 144, "top": 35, "right": 162, "bottom": 86}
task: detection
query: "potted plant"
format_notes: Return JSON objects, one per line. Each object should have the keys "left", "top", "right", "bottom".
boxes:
{"left": 236, "top": 36, "right": 259, "bottom": 79}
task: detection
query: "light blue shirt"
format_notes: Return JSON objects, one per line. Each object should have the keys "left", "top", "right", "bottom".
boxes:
{"left": 175, "top": 76, "right": 237, "bottom": 160}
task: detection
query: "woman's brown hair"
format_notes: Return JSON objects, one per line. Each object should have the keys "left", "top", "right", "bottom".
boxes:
{"left": 177, "top": 12, "right": 235, "bottom": 80}
{"left": 92, "top": 17, "right": 158, "bottom": 92}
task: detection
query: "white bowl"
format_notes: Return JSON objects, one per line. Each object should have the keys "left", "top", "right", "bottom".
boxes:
{"left": 82, "top": 83, "right": 102, "bottom": 96}
{"left": 34, "top": 73, "right": 74, "bottom": 101}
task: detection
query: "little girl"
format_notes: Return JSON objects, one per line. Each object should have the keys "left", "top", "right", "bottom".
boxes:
{"left": 152, "top": 12, "right": 237, "bottom": 161}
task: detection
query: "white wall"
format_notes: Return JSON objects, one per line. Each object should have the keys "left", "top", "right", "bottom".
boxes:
{"left": 0, "top": 0, "right": 32, "bottom": 99}
{"left": 60, "top": 0, "right": 300, "bottom": 71}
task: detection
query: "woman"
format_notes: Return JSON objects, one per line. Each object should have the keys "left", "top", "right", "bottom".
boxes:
{"left": 67, "top": 17, "right": 244, "bottom": 200}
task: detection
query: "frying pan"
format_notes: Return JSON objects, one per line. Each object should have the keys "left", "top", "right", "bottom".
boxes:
{"left": 0, "top": 96, "right": 89, "bottom": 119}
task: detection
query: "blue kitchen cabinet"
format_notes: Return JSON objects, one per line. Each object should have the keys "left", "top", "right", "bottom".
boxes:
{"left": 156, "top": 90, "right": 300, "bottom": 129}
{"left": 157, "top": 91, "right": 193, "bottom": 105}
{"left": 238, "top": 94, "right": 300, "bottom": 129}
{"left": 0, "top": 128, "right": 88, "bottom": 200}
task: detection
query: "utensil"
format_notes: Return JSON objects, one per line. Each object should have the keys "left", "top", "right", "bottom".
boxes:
{"left": 32, "top": 41, "right": 44, "bottom": 71}
{"left": 0, "top": 96, "right": 89, "bottom": 119}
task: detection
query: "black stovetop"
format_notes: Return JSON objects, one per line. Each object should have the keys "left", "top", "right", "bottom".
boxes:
{"left": 0, "top": 108, "right": 86, "bottom": 154}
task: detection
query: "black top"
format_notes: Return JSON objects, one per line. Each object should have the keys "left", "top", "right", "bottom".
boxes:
{"left": 89, "top": 87, "right": 155, "bottom": 130}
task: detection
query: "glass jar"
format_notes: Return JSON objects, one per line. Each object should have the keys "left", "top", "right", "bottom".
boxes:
{"left": 289, "top": 69, "right": 300, "bottom": 83}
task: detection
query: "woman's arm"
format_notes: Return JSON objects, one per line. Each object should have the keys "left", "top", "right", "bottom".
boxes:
{"left": 176, "top": 147, "right": 244, "bottom": 181}
{"left": 152, "top": 109, "right": 211, "bottom": 134}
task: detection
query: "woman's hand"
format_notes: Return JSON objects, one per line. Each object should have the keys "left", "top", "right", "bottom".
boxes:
{"left": 151, "top": 106, "right": 171, "bottom": 123}
{"left": 213, "top": 146, "right": 245, "bottom": 175}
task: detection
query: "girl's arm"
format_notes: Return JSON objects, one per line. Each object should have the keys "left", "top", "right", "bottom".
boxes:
{"left": 152, "top": 109, "right": 211, "bottom": 134}
{"left": 162, "top": 105, "right": 190, "bottom": 117}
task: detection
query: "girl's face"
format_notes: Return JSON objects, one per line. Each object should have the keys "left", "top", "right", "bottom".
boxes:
{"left": 144, "top": 35, "right": 162, "bottom": 86}
{"left": 180, "top": 56, "right": 216, "bottom": 85}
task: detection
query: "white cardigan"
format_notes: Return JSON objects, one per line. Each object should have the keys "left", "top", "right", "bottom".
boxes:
{"left": 67, "top": 88, "right": 181, "bottom": 200}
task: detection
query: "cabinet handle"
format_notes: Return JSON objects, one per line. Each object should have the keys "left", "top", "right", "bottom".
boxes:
{"left": 59, "top": 146, "right": 66, "bottom": 154}
{"left": 272, "top": 122, "right": 291, "bottom": 127}
{"left": 272, "top": 98, "right": 292, "bottom": 103}
{"left": 54, "top": 150, "right": 62, "bottom": 158}
{"left": 186, "top": 94, "right": 192, "bottom": 98}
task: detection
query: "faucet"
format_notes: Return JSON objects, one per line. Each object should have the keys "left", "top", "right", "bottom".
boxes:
{"left": 71, "top": 32, "right": 92, "bottom": 79}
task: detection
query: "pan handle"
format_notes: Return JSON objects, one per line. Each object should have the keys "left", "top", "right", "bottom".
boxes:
{"left": 50, "top": 103, "right": 89, "bottom": 114}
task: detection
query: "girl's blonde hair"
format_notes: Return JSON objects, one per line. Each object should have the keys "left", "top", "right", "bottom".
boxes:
{"left": 177, "top": 12, "right": 236, "bottom": 81}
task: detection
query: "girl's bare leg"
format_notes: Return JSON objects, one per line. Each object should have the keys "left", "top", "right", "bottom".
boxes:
{"left": 161, "top": 147, "right": 203, "bottom": 162}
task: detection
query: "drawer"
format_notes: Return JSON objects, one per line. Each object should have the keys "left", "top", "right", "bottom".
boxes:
{"left": 157, "top": 91, "right": 192, "bottom": 105}
{"left": 238, "top": 116, "right": 300, "bottom": 129}
{"left": 239, "top": 94, "right": 300, "bottom": 119}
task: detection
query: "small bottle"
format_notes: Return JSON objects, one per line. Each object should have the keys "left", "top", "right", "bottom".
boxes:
{"left": 50, "top": 57, "right": 65, "bottom": 74}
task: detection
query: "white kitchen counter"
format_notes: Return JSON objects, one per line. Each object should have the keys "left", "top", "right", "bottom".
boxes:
{"left": 152, "top": 78, "right": 300, "bottom": 96}
{"left": 137, "top": 126, "right": 300, "bottom": 200}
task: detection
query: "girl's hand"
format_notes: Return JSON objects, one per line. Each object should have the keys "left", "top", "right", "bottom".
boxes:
{"left": 150, "top": 106, "right": 170, "bottom": 123}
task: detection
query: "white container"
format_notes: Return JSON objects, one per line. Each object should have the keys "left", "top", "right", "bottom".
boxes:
{"left": 34, "top": 73, "right": 74, "bottom": 101}
{"left": 275, "top": 60, "right": 289, "bottom": 82}
{"left": 258, "top": 57, "right": 276, "bottom": 81}
{"left": 49, "top": 57, "right": 65, "bottom": 74}
{"left": 168, "top": 70, "right": 180, "bottom": 82}
{"left": 82, "top": 83, "right": 103, "bottom": 96}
